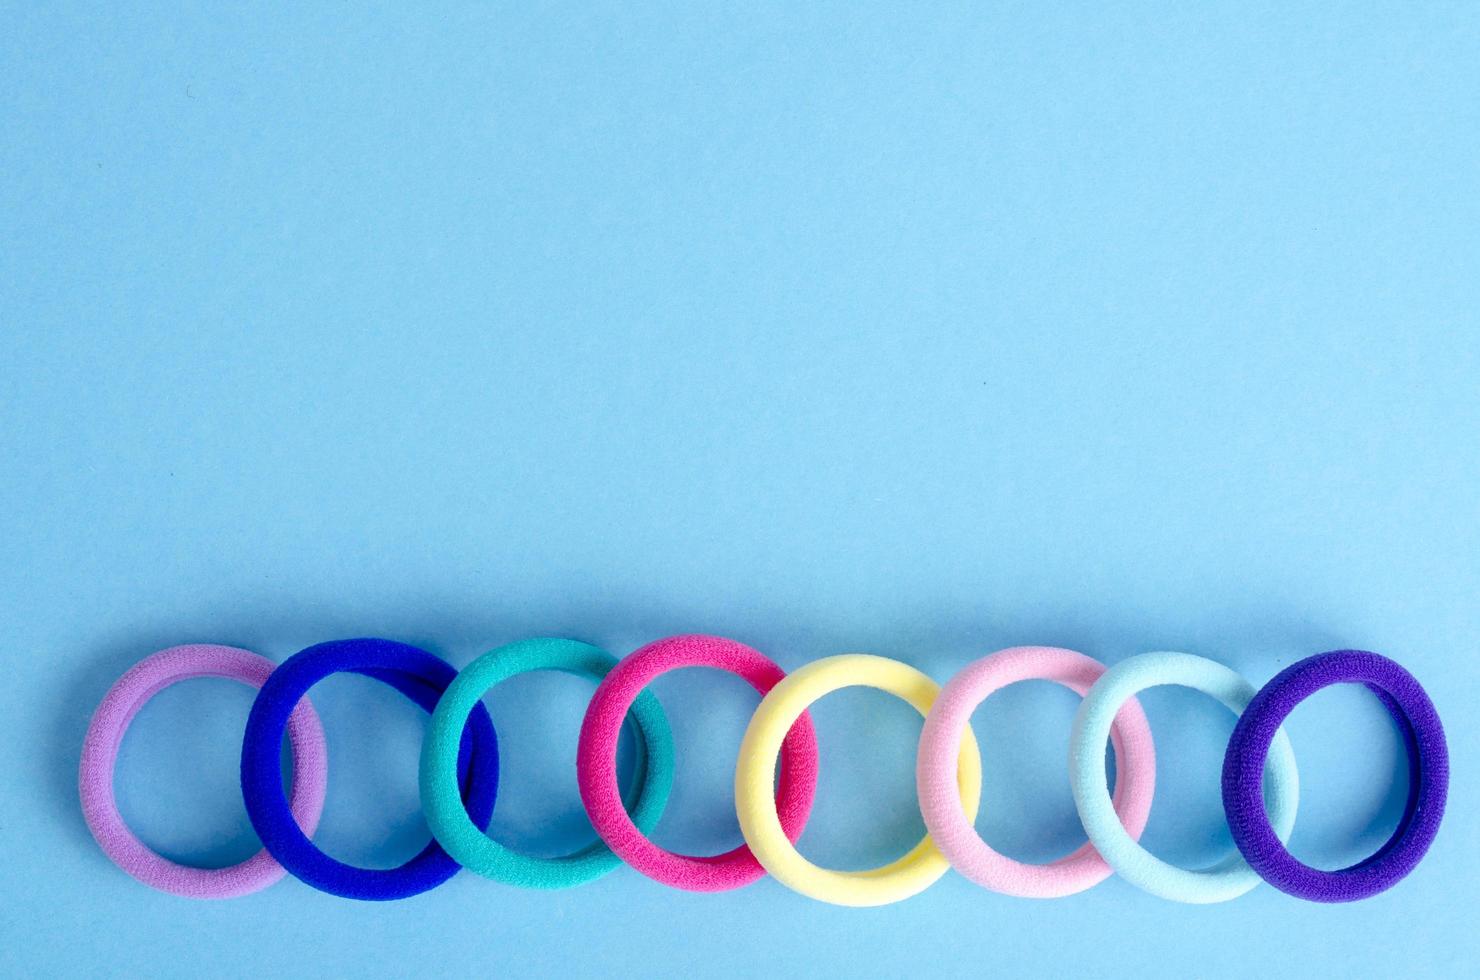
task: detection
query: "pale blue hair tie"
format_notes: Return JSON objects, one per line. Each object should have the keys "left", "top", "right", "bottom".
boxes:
{"left": 1068, "top": 651, "right": 1300, "bottom": 903}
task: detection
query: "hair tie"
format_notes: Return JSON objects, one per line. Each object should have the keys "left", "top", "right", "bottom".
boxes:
{"left": 1069, "top": 651, "right": 1300, "bottom": 903}
{"left": 421, "top": 637, "right": 673, "bottom": 889}
{"left": 918, "top": 646, "right": 1157, "bottom": 898}
{"left": 1223, "top": 650, "right": 1448, "bottom": 902}
{"left": 80, "top": 644, "right": 329, "bottom": 898}
{"left": 577, "top": 634, "right": 819, "bottom": 892}
{"left": 241, "top": 638, "right": 498, "bottom": 901}
{"left": 735, "top": 653, "right": 982, "bottom": 907}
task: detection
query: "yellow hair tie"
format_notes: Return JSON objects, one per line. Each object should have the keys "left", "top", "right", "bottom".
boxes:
{"left": 735, "top": 654, "right": 982, "bottom": 906}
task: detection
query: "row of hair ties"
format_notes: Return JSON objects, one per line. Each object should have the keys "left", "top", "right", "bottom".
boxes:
{"left": 80, "top": 635, "right": 1448, "bottom": 906}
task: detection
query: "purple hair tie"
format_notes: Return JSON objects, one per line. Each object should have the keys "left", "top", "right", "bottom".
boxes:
{"left": 1221, "top": 650, "right": 1448, "bottom": 902}
{"left": 80, "top": 644, "right": 329, "bottom": 898}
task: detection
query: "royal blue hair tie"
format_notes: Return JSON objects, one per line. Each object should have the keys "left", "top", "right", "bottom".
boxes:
{"left": 241, "top": 637, "right": 499, "bottom": 901}
{"left": 1221, "top": 650, "right": 1448, "bottom": 902}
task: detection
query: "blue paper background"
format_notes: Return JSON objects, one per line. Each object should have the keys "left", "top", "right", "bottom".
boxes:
{"left": 3, "top": 3, "right": 1477, "bottom": 977}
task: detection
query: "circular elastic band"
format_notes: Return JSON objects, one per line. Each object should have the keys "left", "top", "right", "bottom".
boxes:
{"left": 1222, "top": 649, "right": 1448, "bottom": 902}
{"left": 420, "top": 637, "right": 673, "bottom": 889}
{"left": 242, "top": 638, "right": 499, "bottom": 901}
{"left": 918, "top": 646, "right": 1158, "bottom": 898}
{"left": 1069, "top": 651, "right": 1300, "bottom": 903}
{"left": 735, "top": 653, "right": 983, "bottom": 907}
{"left": 577, "top": 634, "right": 820, "bottom": 891}
{"left": 80, "top": 644, "right": 329, "bottom": 898}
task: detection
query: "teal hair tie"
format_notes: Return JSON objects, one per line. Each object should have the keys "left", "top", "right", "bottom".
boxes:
{"left": 420, "top": 637, "right": 674, "bottom": 889}
{"left": 1068, "top": 651, "right": 1300, "bottom": 904}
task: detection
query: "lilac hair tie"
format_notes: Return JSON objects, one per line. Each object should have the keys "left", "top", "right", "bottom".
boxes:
{"left": 79, "top": 644, "right": 329, "bottom": 898}
{"left": 1221, "top": 650, "right": 1448, "bottom": 902}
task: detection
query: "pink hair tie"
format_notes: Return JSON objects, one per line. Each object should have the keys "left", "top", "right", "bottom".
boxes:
{"left": 577, "top": 634, "right": 819, "bottom": 892}
{"left": 79, "top": 644, "right": 329, "bottom": 898}
{"left": 917, "top": 646, "right": 1157, "bottom": 898}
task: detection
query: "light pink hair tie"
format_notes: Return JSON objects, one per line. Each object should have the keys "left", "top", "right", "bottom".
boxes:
{"left": 916, "top": 646, "right": 1156, "bottom": 898}
{"left": 79, "top": 644, "right": 329, "bottom": 898}
{"left": 577, "top": 634, "right": 819, "bottom": 892}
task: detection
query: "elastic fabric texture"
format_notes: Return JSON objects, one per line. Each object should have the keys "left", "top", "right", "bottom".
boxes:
{"left": 421, "top": 637, "right": 673, "bottom": 889}
{"left": 81, "top": 638, "right": 1447, "bottom": 906}
{"left": 1069, "top": 651, "right": 1300, "bottom": 904}
{"left": 1222, "top": 649, "right": 1448, "bottom": 902}
{"left": 241, "top": 637, "right": 498, "bottom": 901}
{"left": 735, "top": 653, "right": 983, "bottom": 907}
{"left": 918, "top": 646, "right": 1157, "bottom": 898}
{"left": 80, "top": 644, "right": 329, "bottom": 899}
{"left": 577, "top": 633, "right": 819, "bottom": 891}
